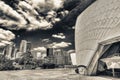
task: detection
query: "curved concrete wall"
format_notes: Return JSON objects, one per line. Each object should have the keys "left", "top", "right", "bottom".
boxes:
{"left": 75, "top": 0, "right": 120, "bottom": 66}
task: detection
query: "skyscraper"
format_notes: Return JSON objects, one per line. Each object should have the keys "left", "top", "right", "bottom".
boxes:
{"left": 46, "top": 48, "right": 54, "bottom": 57}
{"left": 4, "top": 43, "right": 15, "bottom": 59}
{"left": 54, "top": 49, "right": 65, "bottom": 65}
{"left": 19, "top": 40, "right": 31, "bottom": 53}
{"left": 19, "top": 40, "right": 27, "bottom": 53}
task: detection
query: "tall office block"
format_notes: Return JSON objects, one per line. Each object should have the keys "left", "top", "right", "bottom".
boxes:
{"left": 4, "top": 43, "right": 15, "bottom": 59}
{"left": 64, "top": 51, "right": 71, "bottom": 65}
{"left": 26, "top": 42, "right": 31, "bottom": 52}
{"left": 19, "top": 40, "right": 31, "bottom": 53}
{"left": 54, "top": 49, "right": 65, "bottom": 65}
{"left": 19, "top": 40, "right": 27, "bottom": 53}
{"left": 12, "top": 48, "right": 18, "bottom": 59}
{"left": 46, "top": 48, "right": 54, "bottom": 57}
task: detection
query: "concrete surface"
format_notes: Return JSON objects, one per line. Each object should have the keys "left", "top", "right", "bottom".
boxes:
{"left": 0, "top": 69, "right": 119, "bottom": 80}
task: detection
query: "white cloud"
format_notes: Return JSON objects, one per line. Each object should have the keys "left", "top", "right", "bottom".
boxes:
{"left": 48, "top": 41, "right": 71, "bottom": 48}
{"left": 33, "top": 47, "right": 46, "bottom": 52}
{"left": 52, "top": 33, "right": 66, "bottom": 39}
{"left": 0, "top": 28, "right": 15, "bottom": 47}
{"left": 42, "top": 38, "right": 50, "bottom": 43}
{"left": 53, "top": 0, "right": 64, "bottom": 9}
{"left": 31, "top": 0, "right": 64, "bottom": 11}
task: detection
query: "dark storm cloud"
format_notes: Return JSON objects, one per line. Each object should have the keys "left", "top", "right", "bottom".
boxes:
{"left": 0, "top": 0, "right": 64, "bottom": 30}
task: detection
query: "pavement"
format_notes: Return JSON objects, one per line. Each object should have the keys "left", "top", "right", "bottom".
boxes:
{"left": 0, "top": 68, "right": 119, "bottom": 80}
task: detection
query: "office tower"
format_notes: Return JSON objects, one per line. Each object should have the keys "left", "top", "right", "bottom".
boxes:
{"left": 54, "top": 49, "right": 65, "bottom": 65}
{"left": 0, "top": 47, "right": 4, "bottom": 55}
{"left": 64, "top": 51, "right": 71, "bottom": 65}
{"left": 4, "top": 43, "right": 14, "bottom": 59}
{"left": 19, "top": 40, "right": 27, "bottom": 53}
{"left": 26, "top": 42, "right": 31, "bottom": 52}
{"left": 19, "top": 40, "right": 31, "bottom": 53}
{"left": 12, "top": 48, "right": 18, "bottom": 59}
{"left": 46, "top": 48, "right": 54, "bottom": 57}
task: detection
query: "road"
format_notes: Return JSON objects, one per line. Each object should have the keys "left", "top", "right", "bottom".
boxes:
{"left": 0, "top": 68, "right": 119, "bottom": 80}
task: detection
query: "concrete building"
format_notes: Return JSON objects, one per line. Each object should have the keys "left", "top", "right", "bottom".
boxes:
{"left": 31, "top": 50, "right": 47, "bottom": 59}
{"left": 54, "top": 49, "right": 65, "bottom": 66}
{"left": 46, "top": 48, "right": 54, "bottom": 57}
{"left": 70, "top": 53, "right": 77, "bottom": 65}
{"left": 75, "top": 0, "right": 120, "bottom": 75}
{"left": 19, "top": 40, "right": 27, "bottom": 53}
{"left": 4, "top": 43, "right": 15, "bottom": 59}
{"left": 19, "top": 40, "right": 31, "bottom": 53}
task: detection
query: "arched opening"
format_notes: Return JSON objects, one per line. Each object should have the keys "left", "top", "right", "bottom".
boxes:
{"left": 97, "top": 42, "right": 120, "bottom": 77}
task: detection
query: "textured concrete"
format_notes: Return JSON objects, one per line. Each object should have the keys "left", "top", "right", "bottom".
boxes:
{"left": 75, "top": 0, "right": 120, "bottom": 66}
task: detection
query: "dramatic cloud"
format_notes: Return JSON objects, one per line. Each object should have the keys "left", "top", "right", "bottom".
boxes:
{"left": 0, "top": 1, "right": 27, "bottom": 29}
{"left": 0, "top": 28, "right": 15, "bottom": 47}
{"left": 52, "top": 33, "right": 66, "bottom": 39}
{"left": 0, "top": 0, "right": 64, "bottom": 30}
{"left": 48, "top": 41, "right": 71, "bottom": 48}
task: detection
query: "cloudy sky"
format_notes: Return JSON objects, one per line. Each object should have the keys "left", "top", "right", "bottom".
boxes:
{"left": 0, "top": 0, "right": 93, "bottom": 53}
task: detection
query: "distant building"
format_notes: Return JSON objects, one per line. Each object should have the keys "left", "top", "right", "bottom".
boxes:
{"left": 19, "top": 40, "right": 27, "bottom": 53}
{"left": 0, "top": 47, "right": 5, "bottom": 55}
{"left": 19, "top": 40, "right": 31, "bottom": 53}
{"left": 54, "top": 49, "right": 65, "bottom": 65}
{"left": 12, "top": 48, "right": 18, "bottom": 59}
{"left": 4, "top": 43, "right": 15, "bottom": 59}
{"left": 46, "top": 48, "right": 54, "bottom": 57}
{"left": 64, "top": 51, "right": 72, "bottom": 65}
{"left": 16, "top": 52, "right": 23, "bottom": 59}
{"left": 70, "top": 53, "right": 77, "bottom": 65}
{"left": 31, "top": 50, "right": 46, "bottom": 59}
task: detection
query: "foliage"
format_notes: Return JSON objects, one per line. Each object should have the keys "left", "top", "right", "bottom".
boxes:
{"left": 0, "top": 54, "right": 14, "bottom": 70}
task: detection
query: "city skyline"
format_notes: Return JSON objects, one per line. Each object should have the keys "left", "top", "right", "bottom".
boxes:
{"left": 0, "top": 0, "right": 76, "bottom": 53}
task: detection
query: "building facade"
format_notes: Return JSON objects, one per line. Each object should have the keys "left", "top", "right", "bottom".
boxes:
{"left": 75, "top": 0, "right": 120, "bottom": 75}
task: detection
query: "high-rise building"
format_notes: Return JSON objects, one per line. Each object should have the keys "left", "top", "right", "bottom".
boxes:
{"left": 64, "top": 51, "right": 72, "bottom": 65}
{"left": 4, "top": 43, "right": 15, "bottom": 59}
{"left": 54, "top": 49, "right": 65, "bottom": 65}
{"left": 12, "top": 48, "right": 18, "bottom": 59}
{"left": 0, "top": 47, "right": 5, "bottom": 55}
{"left": 19, "top": 40, "right": 27, "bottom": 53}
{"left": 19, "top": 40, "right": 31, "bottom": 53}
{"left": 46, "top": 48, "right": 54, "bottom": 57}
{"left": 26, "top": 42, "right": 31, "bottom": 52}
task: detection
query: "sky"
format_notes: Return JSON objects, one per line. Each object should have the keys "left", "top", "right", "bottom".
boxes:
{"left": 0, "top": 0, "right": 77, "bottom": 52}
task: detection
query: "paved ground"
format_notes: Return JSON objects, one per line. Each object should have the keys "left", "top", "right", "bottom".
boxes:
{"left": 0, "top": 69, "right": 119, "bottom": 80}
